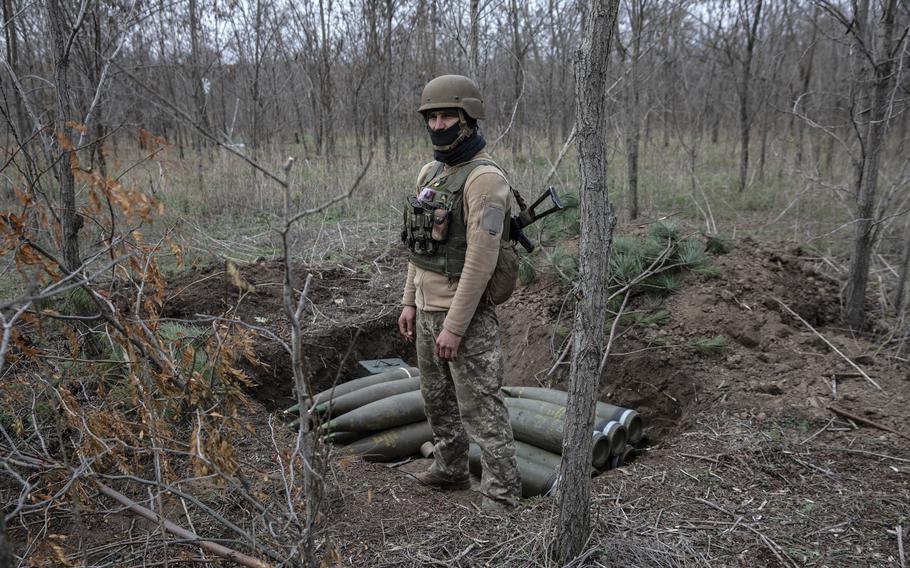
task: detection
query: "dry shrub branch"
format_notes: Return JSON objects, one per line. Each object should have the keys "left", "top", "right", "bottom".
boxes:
{"left": 0, "top": 126, "right": 371, "bottom": 566}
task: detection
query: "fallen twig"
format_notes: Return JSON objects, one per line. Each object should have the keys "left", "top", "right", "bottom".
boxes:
{"left": 772, "top": 298, "right": 882, "bottom": 390}
{"left": 693, "top": 497, "right": 799, "bottom": 568}
{"left": 827, "top": 406, "right": 910, "bottom": 441}
{"left": 833, "top": 448, "right": 910, "bottom": 463}
{"left": 599, "top": 288, "right": 631, "bottom": 373}
{"left": 898, "top": 525, "right": 906, "bottom": 568}
{"left": 94, "top": 481, "right": 271, "bottom": 568}
{"left": 800, "top": 417, "right": 836, "bottom": 445}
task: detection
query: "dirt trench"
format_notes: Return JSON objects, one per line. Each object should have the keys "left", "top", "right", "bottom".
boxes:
{"left": 162, "top": 237, "right": 843, "bottom": 438}
{"left": 164, "top": 235, "right": 885, "bottom": 451}
{"left": 163, "top": 251, "right": 415, "bottom": 411}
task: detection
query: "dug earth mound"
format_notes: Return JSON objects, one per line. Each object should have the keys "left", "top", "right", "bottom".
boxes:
{"left": 163, "top": 235, "right": 909, "bottom": 567}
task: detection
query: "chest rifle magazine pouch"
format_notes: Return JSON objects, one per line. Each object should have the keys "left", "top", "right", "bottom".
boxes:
{"left": 404, "top": 195, "right": 439, "bottom": 255}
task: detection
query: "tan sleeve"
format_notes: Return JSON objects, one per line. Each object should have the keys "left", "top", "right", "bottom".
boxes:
{"left": 401, "top": 262, "right": 417, "bottom": 306}
{"left": 443, "top": 168, "right": 511, "bottom": 335}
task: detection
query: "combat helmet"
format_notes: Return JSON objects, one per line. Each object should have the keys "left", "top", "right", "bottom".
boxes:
{"left": 418, "top": 75, "right": 485, "bottom": 120}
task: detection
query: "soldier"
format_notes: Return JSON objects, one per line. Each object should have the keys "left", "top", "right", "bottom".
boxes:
{"left": 398, "top": 75, "right": 521, "bottom": 512}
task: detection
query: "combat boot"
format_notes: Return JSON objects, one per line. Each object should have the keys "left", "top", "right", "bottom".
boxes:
{"left": 415, "top": 469, "right": 470, "bottom": 490}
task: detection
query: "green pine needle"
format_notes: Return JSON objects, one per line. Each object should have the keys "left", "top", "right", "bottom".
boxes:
{"left": 559, "top": 192, "right": 580, "bottom": 210}
{"left": 643, "top": 273, "right": 680, "bottom": 297}
{"left": 545, "top": 246, "right": 578, "bottom": 281}
{"left": 612, "top": 235, "right": 642, "bottom": 258}
{"left": 649, "top": 219, "right": 680, "bottom": 243}
{"left": 694, "top": 335, "right": 726, "bottom": 355}
{"left": 694, "top": 264, "right": 722, "bottom": 278}
{"left": 610, "top": 252, "right": 643, "bottom": 284}
{"left": 518, "top": 257, "right": 537, "bottom": 286}
{"left": 620, "top": 309, "right": 670, "bottom": 327}
{"left": 675, "top": 239, "right": 707, "bottom": 268}
{"left": 705, "top": 234, "right": 733, "bottom": 255}
{"left": 639, "top": 309, "right": 670, "bottom": 326}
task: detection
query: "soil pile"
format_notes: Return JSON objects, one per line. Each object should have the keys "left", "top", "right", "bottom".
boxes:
{"left": 163, "top": 247, "right": 412, "bottom": 407}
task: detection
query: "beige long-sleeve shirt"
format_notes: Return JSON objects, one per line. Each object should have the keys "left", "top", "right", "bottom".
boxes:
{"left": 401, "top": 151, "right": 511, "bottom": 336}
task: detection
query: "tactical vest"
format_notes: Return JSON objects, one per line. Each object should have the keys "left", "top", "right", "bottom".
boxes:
{"left": 402, "top": 159, "right": 510, "bottom": 278}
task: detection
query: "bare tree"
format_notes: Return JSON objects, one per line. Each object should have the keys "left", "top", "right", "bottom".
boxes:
{"left": 718, "top": 0, "right": 764, "bottom": 193}
{"left": 792, "top": 4, "right": 820, "bottom": 167}
{"left": 895, "top": 215, "right": 910, "bottom": 316}
{"left": 738, "top": 0, "right": 763, "bottom": 192}
{"left": 47, "top": 0, "right": 84, "bottom": 272}
{"left": 469, "top": 0, "right": 480, "bottom": 78}
{"left": 380, "top": 0, "right": 396, "bottom": 160}
{"left": 289, "top": 0, "right": 337, "bottom": 157}
{"left": 555, "top": 0, "right": 620, "bottom": 562}
{"left": 621, "top": 0, "right": 651, "bottom": 220}
{"left": 1, "top": 0, "right": 28, "bottom": 143}
{"left": 815, "top": 0, "right": 906, "bottom": 328}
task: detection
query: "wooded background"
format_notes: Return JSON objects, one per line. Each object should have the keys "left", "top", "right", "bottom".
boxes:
{"left": 2, "top": 0, "right": 910, "bottom": 323}
{"left": 4, "top": 1, "right": 907, "bottom": 165}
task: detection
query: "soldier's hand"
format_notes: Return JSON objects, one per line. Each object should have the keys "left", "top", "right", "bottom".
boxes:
{"left": 398, "top": 306, "right": 417, "bottom": 340}
{"left": 435, "top": 329, "right": 462, "bottom": 361}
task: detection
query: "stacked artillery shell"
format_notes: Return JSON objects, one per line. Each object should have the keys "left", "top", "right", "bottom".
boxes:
{"left": 504, "top": 397, "right": 627, "bottom": 456}
{"left": 321, "top": 390, "right": 426, "bottom": 433}
{"left": 468, "top": 444, "right": 558, "bottom": 498}
{"left": 303, "top": 370, "right": 427, "bottom": 459}
{"left": 284, "top": 366, "right": 420, "bottom": 415}
{"left": 502, "top": 386, "right": 643, "bottom": 444}
{"left": 609, "top": 445, "right": 637, "bottom": 470}
{"left": 337, "top": 421, "right": 433, "bottom": 462}
{"left": 312, "top": 376, "right": 421, "bottom": 418}
{"left": 505, "top": 406, "right": 612, "bottom": 470}
{"left": 322, "top": 431, "right": 370, "bottom": 445}
{"left": 513, "top": 440, "right": 561, "bottom": 472}
{"left": 287, "top": 367, "right": 420, "bottom": 435}
{"left": 298, "top": 363, "right": 644, "bottom": 490}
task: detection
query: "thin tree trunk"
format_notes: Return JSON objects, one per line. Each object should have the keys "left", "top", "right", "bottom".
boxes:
{"left": 429, "top": 0, "right": 437, "bottom": 74}
{"left": 0, "top": 516, "right": 14, "bottom": 568}
{"left": 318, "top": 0, "right": 333, "bottom": 157}
{"left": 48, "top": 0, "right": 82, "bottom": 272}
{"left": 625, "top": 0, "right": 643, "bottom": 220}
{"left": 795, "top": 6, "right": 818, "bottom": 166}
{"left": 189, "top": 0, "right": 210, "bottom": 150}
{"left": 757, "top": 96, "right": 769, "bottom": 183}
{"left": 555, "top": 0, "right": 619, "bottom": 562}
{"left": 382, "top": 0, "right": 393, "bottom": 161}
{"left": 469, "top": 0, "right": 480, "bottom": 79}
{"left": 845, "top": 0, "right": 899, "bottom": 329}
{"left": 2, "top": 0, "right": 28, "bottom": 142}
{"left": 509, "top": 0, "right": 523, "bottom": 154}
{"left": 894, "top": 214, "right": 910, "bottom": 315}
{"left": 738, "top": 0, "right": 763, "bottom": 193}
{"left": 625, "top": 129, "right": 640, "bottom": 219}
{"left": 89, "top": 9, "right": 107, "bottom": 178}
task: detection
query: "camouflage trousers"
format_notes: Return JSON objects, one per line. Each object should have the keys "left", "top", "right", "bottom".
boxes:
{"left": 416, "top": 306, "right": 521, "bottom": 509}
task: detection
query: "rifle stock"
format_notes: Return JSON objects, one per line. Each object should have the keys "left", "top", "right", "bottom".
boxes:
{"left": 510, "top": 186, "right": 565, "bottom": 253}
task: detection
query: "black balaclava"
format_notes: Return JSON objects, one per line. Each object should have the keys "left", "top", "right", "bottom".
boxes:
{"left": 426, "top": 111, "right": 486, "bottom": 165}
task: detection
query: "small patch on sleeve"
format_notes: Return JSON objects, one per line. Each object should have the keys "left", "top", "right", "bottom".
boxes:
{"left": 481, "top": 204, "right": 504, "bottom": 236}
